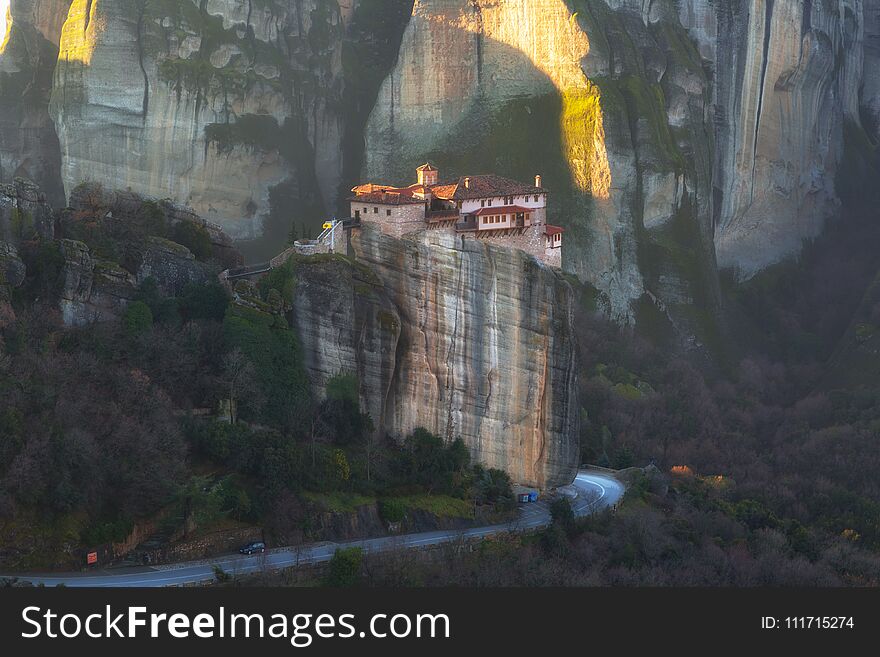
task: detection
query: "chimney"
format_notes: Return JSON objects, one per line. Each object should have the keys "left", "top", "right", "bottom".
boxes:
{"left": 535, "top": 174, "right": 543, "bottom": 188}
{"left": 464, "top": 177, "right": 471, "bottom": 189}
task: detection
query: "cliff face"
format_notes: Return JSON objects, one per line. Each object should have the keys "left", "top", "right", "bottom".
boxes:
{"left": 48, "top": 0, "right": 348, "bottom": 240}
{"left": 710, "top": 0, "right": 866, "bottom": 277}
{"left": 0, "top": 0, "right": 71, "bottom": 205}
{"left": 362, "top": 0, "right": 716, "bottom": 326}
{"left": 291, "top": 224, "right": 579, "bottom": 488}
{"left": 362, "top": 0, "right": 880, "bottom": 321}
{"left": 3, "top": 0, "right": 879, "bottom": 326}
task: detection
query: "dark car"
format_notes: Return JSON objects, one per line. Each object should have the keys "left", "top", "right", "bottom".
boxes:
{"left": 239, "top": 541, "right": 266, "bottom": 555}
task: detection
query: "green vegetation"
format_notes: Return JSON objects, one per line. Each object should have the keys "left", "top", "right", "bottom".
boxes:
{"left": 172, "top": 221, "right": 212, "bottom": 260}
{"left": 9, "top": 207, "right": 34, "bottom": 240}
{"left": 123, "top": 300, "right": 154, "bottom": 337}
{"left": 323, "top": 547, "right": 363, "bottom": 587}
{"left": 222, "top": 304, "right": 311, "bottom": 429}
{"left": 204, "top": 114, "right": 282, "bottom": 155}
{"left": 380, "top": 495, "right": 473, "bottom": 520}
{"left": 303, "top": 491, "right": 375, "bottom": 514}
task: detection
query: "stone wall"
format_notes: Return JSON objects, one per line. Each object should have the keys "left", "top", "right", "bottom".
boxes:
{"left": 353, "top": 202, "right": 427, "bottom": 239}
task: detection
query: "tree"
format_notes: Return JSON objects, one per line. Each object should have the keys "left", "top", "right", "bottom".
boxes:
{"left": 550, "top": 497, "right": 575, "bottom": 534}
{"left": 123, "top": 301, "right": 153, "bottom": 337}
{"left": 221, "top": 348, "right": 261, "bottom": 424}
{"left": 323, "top": 547, "right": 363, "bottom": 587}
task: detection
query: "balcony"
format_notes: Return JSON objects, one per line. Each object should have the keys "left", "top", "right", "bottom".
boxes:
{"left": 425, "top": 209, "right": 460, "bottom": 223}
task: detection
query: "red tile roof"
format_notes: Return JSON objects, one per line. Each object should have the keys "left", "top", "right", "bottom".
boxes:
{"left": 431, "top": 174, "right": 546, "bottom": 201}
{"left": 473, "top": 205, "right": 532, "bottom": 217}
{"left": 349, "top": 183, "right": 428, "bottom": 205}
{"left": 545, "top": 225, "right": 564, "bottom": 236}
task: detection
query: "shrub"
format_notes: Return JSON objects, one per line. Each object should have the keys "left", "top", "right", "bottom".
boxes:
{"left": 323, "top": 547, "right": 363, "bottom": 587}
{"left": 179, "top": 282, "right": 229, "bottom": 322}
{"left": 326, "top": 373, "right": 359, "bottom": 404}
{"left": 172, "top": 221, "right": 212, "bottom": 260}
{"left": 123, "top": 301, "right": 153, "bottom": 336}
{"left": 222, "top": 304, "right": 311, "bottom": 428}
{"left": 378, "top": 498, "right": 406, "bottom": 523}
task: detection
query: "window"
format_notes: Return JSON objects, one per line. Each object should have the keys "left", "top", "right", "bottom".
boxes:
{"left": 386, "top": 209, "right": 391, "bottom": 216}
{"left": 374, "top": 207, "right": 378, "bottom": 213}
{"left": 487, "top": 199, "right": 493, "bottom": 207}
{"left": 481, "top": 200, "right": 486, "bottom": 208}
{"left": 534, "top": 195, "right": 539, "bottom": 202}
{"left": 364, "top": 207, "right": 368, "bottom": 213}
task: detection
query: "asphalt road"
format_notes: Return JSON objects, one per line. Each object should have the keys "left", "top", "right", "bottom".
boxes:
{"left": 2, "top": 471, "right": 625, "bottom": 588}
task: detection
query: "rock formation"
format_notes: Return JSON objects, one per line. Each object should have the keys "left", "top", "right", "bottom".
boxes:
{"left": 0, "top": 0, "right": 70, "bottom": 205}
{"left": 47, "top": 0, "right": 357, "bottom": 240}
{"left": 2, "top": 0, "right": 878, "bottom": 327}
{"left": 0, "top": 239, "right": 25, "bottom": 327}
{"left": 291, "top": 224, "right": 579, "bottom": 488}
{"left": 52, "top": 183, "right": 238, "bottom": 326}
{"left": 361, "top": 0, "right": 879, "bottom": 322}
{"left": 0, "top": 177, "right": 55, "bottom": 242}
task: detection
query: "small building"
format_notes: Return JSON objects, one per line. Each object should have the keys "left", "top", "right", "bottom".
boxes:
{"left": 349, "top": 164, "right": 563, "bottom": 266}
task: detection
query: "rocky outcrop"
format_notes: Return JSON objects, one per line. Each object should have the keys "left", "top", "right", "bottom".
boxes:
{"left": 53, "top": 184, "right": 238, "bottom": 326}
{"left": 863, "top": 4, "right": 880, "bottom": 141}
{"left": 711, "top": 0, "right": 865, "bottom": 278}
{"left": 0, "top": 240, "right": 26, "bottom": 327}
{"left": 292, "top": 224, "right": 579, "bottom": 488}
{"left": 57, "top": 238, "right": 137, "bottom": 327}
{"left": 67, "top": 182, "right": 242, "bottom": 270}
{"left": 0, "top": 177, "right": 54, "bottom": 242}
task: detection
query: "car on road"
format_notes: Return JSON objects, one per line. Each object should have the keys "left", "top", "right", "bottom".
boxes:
{"left": 239, "top": 541, "right": 266, "bottom": 555}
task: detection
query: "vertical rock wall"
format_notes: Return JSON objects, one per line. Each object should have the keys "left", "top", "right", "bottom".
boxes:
{"left": 291, "top": 225, "right": 580, "bottom": 488}
{"left": 49, "top": 0, "right": 352, "bottom": 240}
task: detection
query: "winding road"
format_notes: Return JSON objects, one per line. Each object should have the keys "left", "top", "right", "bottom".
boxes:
{"left": 2, "top": 471, "right": 625, "bottom": 588}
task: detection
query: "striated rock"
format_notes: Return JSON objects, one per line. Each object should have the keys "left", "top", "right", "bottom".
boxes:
{"left": 48, "top": 0, "right": 354, "bottom": 240}
{"left": 863, "top": 4, "right": 880, "bottom": 141}
{"left": 291, "top": 251, "right": 401, "bottom": 434}
{"left": 292, "top": 224, "right": 579, "bottom": 488}
{"left": 711, "top": 0, "right": 865, "bottom": 278}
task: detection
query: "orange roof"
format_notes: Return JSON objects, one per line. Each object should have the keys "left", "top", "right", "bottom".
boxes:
{"left": 545, "top": 225, "right": 564, "bottom": 236}
{"left": 416, "top": 163, "right": 437, "bottom": 171}
{"left": 350, "top": 182, "right": 431, "bottom": 205}
{"left": 430, "top": 183, "right": 459, "bottom": 200}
